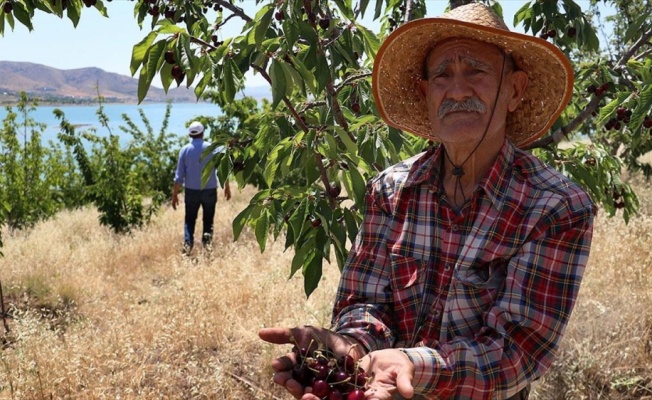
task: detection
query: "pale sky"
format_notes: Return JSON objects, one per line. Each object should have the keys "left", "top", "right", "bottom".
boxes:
{"left": 0, "top": 1, "right": 609, "bottom": 89}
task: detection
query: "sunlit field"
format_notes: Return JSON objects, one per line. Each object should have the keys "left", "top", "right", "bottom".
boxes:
{"left": 1, "top": 177, "right": 651, "bottom": 399}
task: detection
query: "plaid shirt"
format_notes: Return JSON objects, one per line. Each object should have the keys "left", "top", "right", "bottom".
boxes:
{"left": 332, "top": 140, "right": 595, "bottom": 399}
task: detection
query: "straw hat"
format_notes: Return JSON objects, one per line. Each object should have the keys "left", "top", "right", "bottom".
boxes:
{"left": 372, "top": 2, "right": 574, "bottom": 148}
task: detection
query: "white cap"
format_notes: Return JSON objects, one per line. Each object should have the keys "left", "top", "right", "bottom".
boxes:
{"left": 188, "top": 121, "right": 204, "bottom": 136}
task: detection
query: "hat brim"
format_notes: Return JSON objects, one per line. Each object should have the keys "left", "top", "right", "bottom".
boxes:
{"left": 372, "top": 18, "right": 574, "bottom": 147}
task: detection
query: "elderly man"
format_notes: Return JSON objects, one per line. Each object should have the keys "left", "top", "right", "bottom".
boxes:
{"left": 259, "top": 3, "right": 595, "bottom": 399}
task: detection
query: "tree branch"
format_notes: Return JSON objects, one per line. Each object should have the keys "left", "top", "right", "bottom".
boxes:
{"left": 213, "top": 0, "right": 252, "bottom": 23}
{"left": 334, "top": 72, "right": 372, "bottom": 95}
{"left": 524, "top": 95, "right": 602, "bottom": 151}
{"left": 527, "top": 28, "right": 652, "bottom": 151}
{"left": 250, "top": 63, "right": 336, "bottom": 206}
{"left": 616, "top": 28, "right": 652, "bottom": 68}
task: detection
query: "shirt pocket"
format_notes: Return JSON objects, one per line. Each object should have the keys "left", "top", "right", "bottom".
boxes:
{"left": 450, "top": 259, "right": 507, "bottom": 326}
{"left": 390, "top": 254, "right": 426, "bottom": 335}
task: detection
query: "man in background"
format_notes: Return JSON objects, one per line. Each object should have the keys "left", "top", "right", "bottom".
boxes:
{"left": 172, "top": 121, "right": 231, "bottom": 254}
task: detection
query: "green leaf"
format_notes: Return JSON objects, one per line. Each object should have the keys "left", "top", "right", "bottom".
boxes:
{"left": 282, "top": 19, "right": 299, "bottom": 48}
{"left": 630, "top": 84, "right": 652, "bottom": 132}
{"left": 314, "top": 53, "right": 331, "bottom": 94}
{"left": 289, "top": 55, "right": 317, "bottom": 95}
{"left": 223, "top": 58, "right": 237, "bottom": 102}
{"left": 156, "top": 19, "right": 185, "bottom": 35}
{"left": 159, "top": 62, "right": 173, "bottom": 93}
{"left": 131, "top": 32, "right": 158, "bottom": 76}
{"left": 345, "top": 166, "right": 366, "bottom": 209}
{"left": 624, "top": 13, "right": 647, "bottom": 44}
{"left": 581, "top": 19, "right": 600, "bottom": 52}
{"left": 232, "top": 204, "right": 254, "bottom": 240}
{"left": 332, "top": 0, "right": 354, "bottom": 20}
{"left": 303, "top": 249, "right": 323, "bottom": 297}
{"left": 290, "top": 242, "right": 314, "bottom": 279}
{"left": 334, "top": 127, "right": 360, "bottom": 164}
{"left": 65, "top": 0, "right": 81, "bottom": 28}
{"left": 263, "top": 139, "right": 289, "bottom": 188}
{"left": 597, "top": 92, "right": 631, "bottom": 126}
{"left": 12, "top": 2, "right": 33, "bottom": 31}
{"left": 254, "top": 209, "right": 270, "bottom": 252}
{"left": 269, "top": 59, "right": 287, "bottom": 108}
{"left": 288, "top": 199, "right": 308, "bottom": 242}
{"left": 138, "top": 40, "right": 166, "bottom": 103}
{"left": 513, "top": 2, "right": 532, "bottom": 27}
{"left": 356, "top": 23, "right": 380, "bottom": 59}
{"left": 254, "top": 4, "right": 274, "bottom": 49}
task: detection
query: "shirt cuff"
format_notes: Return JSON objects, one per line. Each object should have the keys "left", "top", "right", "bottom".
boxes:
{"left": 399, "top": 346, "right": 445, "bottom": 394}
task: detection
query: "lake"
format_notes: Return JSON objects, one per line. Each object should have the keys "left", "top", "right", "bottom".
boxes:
{"left": 0, "top": 102, "right": 224, "bottom": 144}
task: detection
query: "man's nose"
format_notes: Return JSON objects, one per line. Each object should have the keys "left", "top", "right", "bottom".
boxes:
{"left": 445, "top": 74, "right": 474, "bottom": 101}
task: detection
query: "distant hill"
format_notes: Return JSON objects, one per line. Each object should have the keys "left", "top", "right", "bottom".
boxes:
{"left": 0, "top": 61, "right": 197, "bottom": 104}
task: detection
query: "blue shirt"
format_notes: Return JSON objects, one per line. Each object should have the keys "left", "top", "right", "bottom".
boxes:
{"left": 173, "top": 138, "right": 223, "bottom": 190}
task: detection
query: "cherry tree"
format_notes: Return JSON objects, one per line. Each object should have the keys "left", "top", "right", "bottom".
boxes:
{"left": 2, "top": 0, "right": 650, "bottom": 295}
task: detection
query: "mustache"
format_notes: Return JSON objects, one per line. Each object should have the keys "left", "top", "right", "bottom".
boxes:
{"left": 438, "top": 98, "right": 486, "bottom": 118}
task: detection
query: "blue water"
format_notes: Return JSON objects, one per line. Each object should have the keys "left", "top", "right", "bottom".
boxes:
{"left": 0, "top": 102, "right": 223, "bottom": 144}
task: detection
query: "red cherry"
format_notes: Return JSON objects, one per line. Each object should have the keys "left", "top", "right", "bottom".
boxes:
{"left": 347, "top": 389, "right": 366, "bottom": 400}
{"left": 547, "top": 29, "right": 557, "bottom": 37}
{"left": 339, "top": 355, "right": 356, "bottom": 373}
{"left": 293, "top": 364, "right": 313, "bottom": 386}
{"left": 312, "top": 380, "right": 331, "bottom": 398}
{"left": 567, "top": 27, "right": 577, "bottom": 37}
{"left": 643, "top": 118, "right": 652, "bottom": 129}
{"left": 331, "top": 370, "right": 349, "bottom": 383}
{"left": 319, "top": 17, "right": 330, "bottom": 30}
{"left": 352, "top": 370, "right": 368, "bottom": 386}
{"left": 313, "top": 364, "right": 330, "bottom": 380}
{"left": 328, "top": 389, "right": 344, "bottom": 400}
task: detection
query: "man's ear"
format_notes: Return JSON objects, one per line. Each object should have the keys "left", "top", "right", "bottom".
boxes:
{"left": 417, "top": 79, "right": 428, "bottom": 99}
{"left": 507, "top": 70, "right": 528, "bottom": 112}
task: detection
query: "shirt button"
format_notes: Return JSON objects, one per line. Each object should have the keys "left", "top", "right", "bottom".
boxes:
{"left": 444, "top": 263, "right": 451, "bottom": 271}
{"left": 451, "top": 224, "right": 459, "bottom": 232}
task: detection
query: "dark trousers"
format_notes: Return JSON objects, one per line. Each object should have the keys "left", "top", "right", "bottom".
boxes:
{"left": 184, "top": 188, "right": 217, "bottom": 247}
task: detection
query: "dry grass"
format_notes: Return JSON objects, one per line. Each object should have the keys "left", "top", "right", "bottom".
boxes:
{"left": 1, "top": 178, "right": 652, "bottom": 399}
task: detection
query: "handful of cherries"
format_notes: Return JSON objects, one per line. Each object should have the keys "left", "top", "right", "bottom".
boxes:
{"left": 291, "top": 345, "right": 370, "bottom": 400}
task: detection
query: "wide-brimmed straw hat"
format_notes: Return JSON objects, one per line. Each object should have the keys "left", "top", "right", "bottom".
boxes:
{"left": 372, "top": 2, "right": 574, "bottom": 148}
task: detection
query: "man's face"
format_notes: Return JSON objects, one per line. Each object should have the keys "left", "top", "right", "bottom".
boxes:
{"left": 418, "top": 38, "right": 527, "bottom": 145}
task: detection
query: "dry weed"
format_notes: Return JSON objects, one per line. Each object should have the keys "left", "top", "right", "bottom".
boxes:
{"left": 1, "top": 178, "right": 652, "bottom": 399}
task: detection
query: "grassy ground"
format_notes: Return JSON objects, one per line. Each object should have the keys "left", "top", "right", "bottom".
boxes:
{"left": 1, "top": 179, "right": 652, "bottom": 399}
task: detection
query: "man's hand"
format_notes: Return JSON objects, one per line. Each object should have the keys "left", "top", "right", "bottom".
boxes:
{"left": 224, "top": 181, "right": 231, "bottom": 201}
{"left": 358, "top": 349, "right": 415, "bottom": 400}
{"left": 172, "top": 183, "right": 181, "bottom": 210}
{"left": 171, "top": 193, "right": 179, "bottom": 210}
{"left": 258, "top": 326, "right": 366, "bottom": 399}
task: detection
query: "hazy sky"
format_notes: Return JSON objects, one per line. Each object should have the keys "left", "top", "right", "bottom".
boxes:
{"left": 0, "top": 1, "right": 609, "bottom": 88}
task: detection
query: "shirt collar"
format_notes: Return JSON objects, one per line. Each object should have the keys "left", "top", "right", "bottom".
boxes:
{"left": 404, "top": 139, "right": 515, "bottom": 212}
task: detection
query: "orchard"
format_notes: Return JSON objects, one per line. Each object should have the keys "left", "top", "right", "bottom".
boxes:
{"left": 1, "top": 0, "right": 651, "bottom": 296}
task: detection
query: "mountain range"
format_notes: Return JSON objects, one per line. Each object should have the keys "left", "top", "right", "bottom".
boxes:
{"left": 0, "top": 61, "right": 269, "bottom": 104}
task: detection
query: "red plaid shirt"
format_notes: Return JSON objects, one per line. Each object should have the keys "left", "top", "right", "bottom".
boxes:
{"left": 332, "top": 140, "right": 595, "bottom": 398}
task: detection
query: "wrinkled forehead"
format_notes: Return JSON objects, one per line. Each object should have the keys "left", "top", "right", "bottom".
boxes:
{"left": 426, "top": 37, "right": 506, "bottom": 65}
